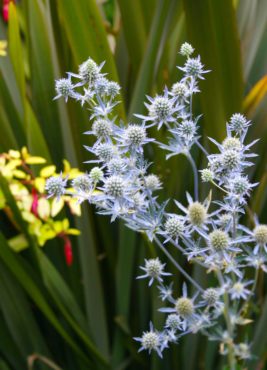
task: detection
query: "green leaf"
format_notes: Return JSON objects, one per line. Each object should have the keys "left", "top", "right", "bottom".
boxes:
{"left": 0, "top": 315, "right": 25, "bottom": 368}
{"left": 8, "top": 234, "right": 28, "bottom": 252}
{"left": 112, "top": 224, "right": 136, "bottom": 366}
{"left": 25, "top": 0, "right": 65, "bottom": 165}
{"left": 0, "top": 232, "right": 107, "bottom": 368}
{"left": 0, "top": 260, "right": 50, "bottom": 359}
{"left": 117, "top": 0, "right": 146, "bottom": 74}
{"left": 249, "top": 296, "right": 267, "bottom": 369}
{"left": 8, "top": 3, "right": 25, "bottom": 100}
{"left": 129, "top": 0, "right": 179, "bottom": 118}
{"left": 24, "top": 101, "right": 51, "bottom": 163}
{"left": 0, "top": 360, "right": 12, "bottom": 370}
{"left": 75, "top": 208, "right": 110, "bottom": 359}
{"left": 56, "top": 0, "right": 118, "bottom": 80}
{"left": 183, "top": 0, "right": 243, "bottom": 139}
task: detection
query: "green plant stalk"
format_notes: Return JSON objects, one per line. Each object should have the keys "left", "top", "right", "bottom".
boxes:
{"left": 154, "top": 236, "right": 204, "bottom": 292}
{"left": 217, "top": 271, "right": 236, "bottom": 370}
{"left": 187, "top": 153, "right": 199, "bottom": 201}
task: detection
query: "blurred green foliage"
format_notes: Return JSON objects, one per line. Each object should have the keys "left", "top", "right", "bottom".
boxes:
{"left": 0, "top": 0, "right": 267, "bottom": 369}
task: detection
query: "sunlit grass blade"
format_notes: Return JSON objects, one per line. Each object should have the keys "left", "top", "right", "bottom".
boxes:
{"left": 243, "top": 75, "right": 267, "bottom": 116}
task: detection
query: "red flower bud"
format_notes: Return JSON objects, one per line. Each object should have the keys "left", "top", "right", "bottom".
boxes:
{"left": 63, "top": 237, "right": 73, "bottom": 266}
{"left": 2, "top": 3, "right": 9, "bottom": 22}
{"left": 2, "top": 0, "right": 16, "bottom": 23}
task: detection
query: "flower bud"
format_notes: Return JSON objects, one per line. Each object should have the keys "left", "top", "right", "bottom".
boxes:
{"left": 45, "top": 176, "right": 67, "bottom": 199}
{"left": 175, "top": 297, "right": 194, "bottom": 318}
{"left": 92, "top": 118, "right": 112, "bottom": 138}
{"left": 145, "top": 258, "right": 164, "bottom": 279}
{"left": 72, "top": 175, "right": 91, "bottom": 192}
{"left": 253, "top": 224, "right": 267, "bottom": 245}
{"left": 165, "top": 217, "right": 184, "bottom": 239}
{"left": 105, "top": 175, "right": 126, "bottom": 197}
{"left": 89, "top": 167, "right": 103, "bottom": 183}
{"left": 144, "top": 174, "right": 161, "bottom": 191}
{"left": 125, "top": 125, "right": 146, "bottom": 146}
{"left": 180, "top": 42, "right": 194, "bottom": 57}
{"left": 149, "top": 97, "right": 172, "bottom": 121}
{"left": 201, "top": 168, "right": 214, "bottom": 182}
{"left": 209, "top": 230, "right": 229, "bottom": 251}
{"left": 203, "top": 288, "right": 219, "bottom": 306}
{"left": 141, "top": 331, "right": 160, "bottom": 350}
{"left": 188, "top": 202, "right": 207, "bottom": 226}
{"left": 79, "top": 58, "right": 99, "bottom": 83}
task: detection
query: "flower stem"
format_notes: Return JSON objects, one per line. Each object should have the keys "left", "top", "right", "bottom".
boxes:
{"left": 154, "top": 236, "right": 204, "bottom": 292}
{"left": 187, "top": 154, "right": 199, "bottom": 201}
{"left": 217, "top": 271, "right": 236, "bottom": 370}
{"left": 211, "top": 180, "right": 228, "bottom": 194}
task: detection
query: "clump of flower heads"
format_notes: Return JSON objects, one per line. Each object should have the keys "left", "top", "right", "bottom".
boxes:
{"left": 47, "top": 42, "right": 265, "bottom": 368}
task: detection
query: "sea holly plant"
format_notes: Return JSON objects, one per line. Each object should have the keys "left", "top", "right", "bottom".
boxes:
{"left": 46, "top": 42, "right": 265, "bottom": 369}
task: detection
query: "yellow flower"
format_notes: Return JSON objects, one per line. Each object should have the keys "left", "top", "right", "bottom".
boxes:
{"left": 0, "top": 40, "right": 7, "bottom": 57}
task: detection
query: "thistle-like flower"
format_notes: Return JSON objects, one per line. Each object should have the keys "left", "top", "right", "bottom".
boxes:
{"left": 180, "top": 42, "right": 194, "bottom": 57}
{"left": 134, "top": 322, "right": 163, "bottom": 357}
{"left": 228, "top": 113, "right": 250, "bottom": 134}
{"left": 45, "top": 174, "right": 67, "bottom": 200}
{"left": 137, "top": 258, "right": 171, "bottom": 286}
{"left": 55, "top": 77, "right": 75, "bottom": 102}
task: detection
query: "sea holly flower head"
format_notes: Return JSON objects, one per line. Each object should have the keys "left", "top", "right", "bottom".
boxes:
{"left": 228, "top": 113, "right": 250, "bottom": 134}
{"left": 55, "top": 77, "right": 75, "bottom": 102}
{"left": 253, "top": 224, "right": 267, "bottom": 245}
{"left": 209, "top": 230, "right": 229, "bottom": 252}
{"left": 188, "top": 201, "right": 207, "bottom": 227}
{"left": 201, "top": 168, "right": 214, "bottom": 183}
{"left": 179, "top": 55, "right": 209, "bottom": 80}
{"left": 137, "top": 258, "right": 171, "bottom": 286}
{"left": 171, "top": 82, "right": 189, "bottom": 100}
{"left": 164, "top": 215, "right": 185, "bottom": 242}
{"left": 78, "top": 57, "right": 102, "bottom": 84}
{"left": 180, "top": 42, "right": 194, "bottom": 57}
{"left": 89, "top": 167, "right": 104, "bottom": 183}
{"left": 45, "top": 174, "right": 67, "bottom": 200}
{"left": 72, "top": 174, "right": 91, "bottom": 193}
{"left": 202, "top": 288, "right": 221, "bottom": 307}
{"left": 134, "top": 322, "right": 163, "bottom": 357}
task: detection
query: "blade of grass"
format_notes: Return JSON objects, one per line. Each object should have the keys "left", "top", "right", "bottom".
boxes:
{"left": 0, "top": 312, "right": 28, "bottom": 368}
{"left": 25, "top": 0, "right": 64, "bottom": 165}
{"left": 183, "top": 0, "right": 243, "bottom": 139}
{"left": 0, "top": 260, "right": 50, "bottom": 359}
{"left": 129, "top": 0, "right": 178, "bottom": 118}
{"left": 117, "top": 0, "right": 146, "bottom": 74}
{"left": 8, "top": 3, "right": 25, "bottom": 100}
{"left": 249, "top": 295, "right": 267, "bottom": 369}
{"left": 0, "top": 232, "right": 107, "bottom": 368}
{"left": 75, "top": 206, "right": 110, "bottom": 359}
{"left": 111, "top": 224, "right": 136, "bottom": 366}
{"left": 243, "top": 75, "right": 267, "bottom": 116}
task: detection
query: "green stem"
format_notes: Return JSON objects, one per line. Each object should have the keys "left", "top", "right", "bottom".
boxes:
{"left": 217, "top": 271, "right": 236, "bottom": 370}
{"left": 187, "top": 153, "right": 199, "bottom": 201}
{"left": 211, "top": 180, "right": 228, "bottom": 194}
{"left": 154, "top": 236, "right": 204, "bottom": 292}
